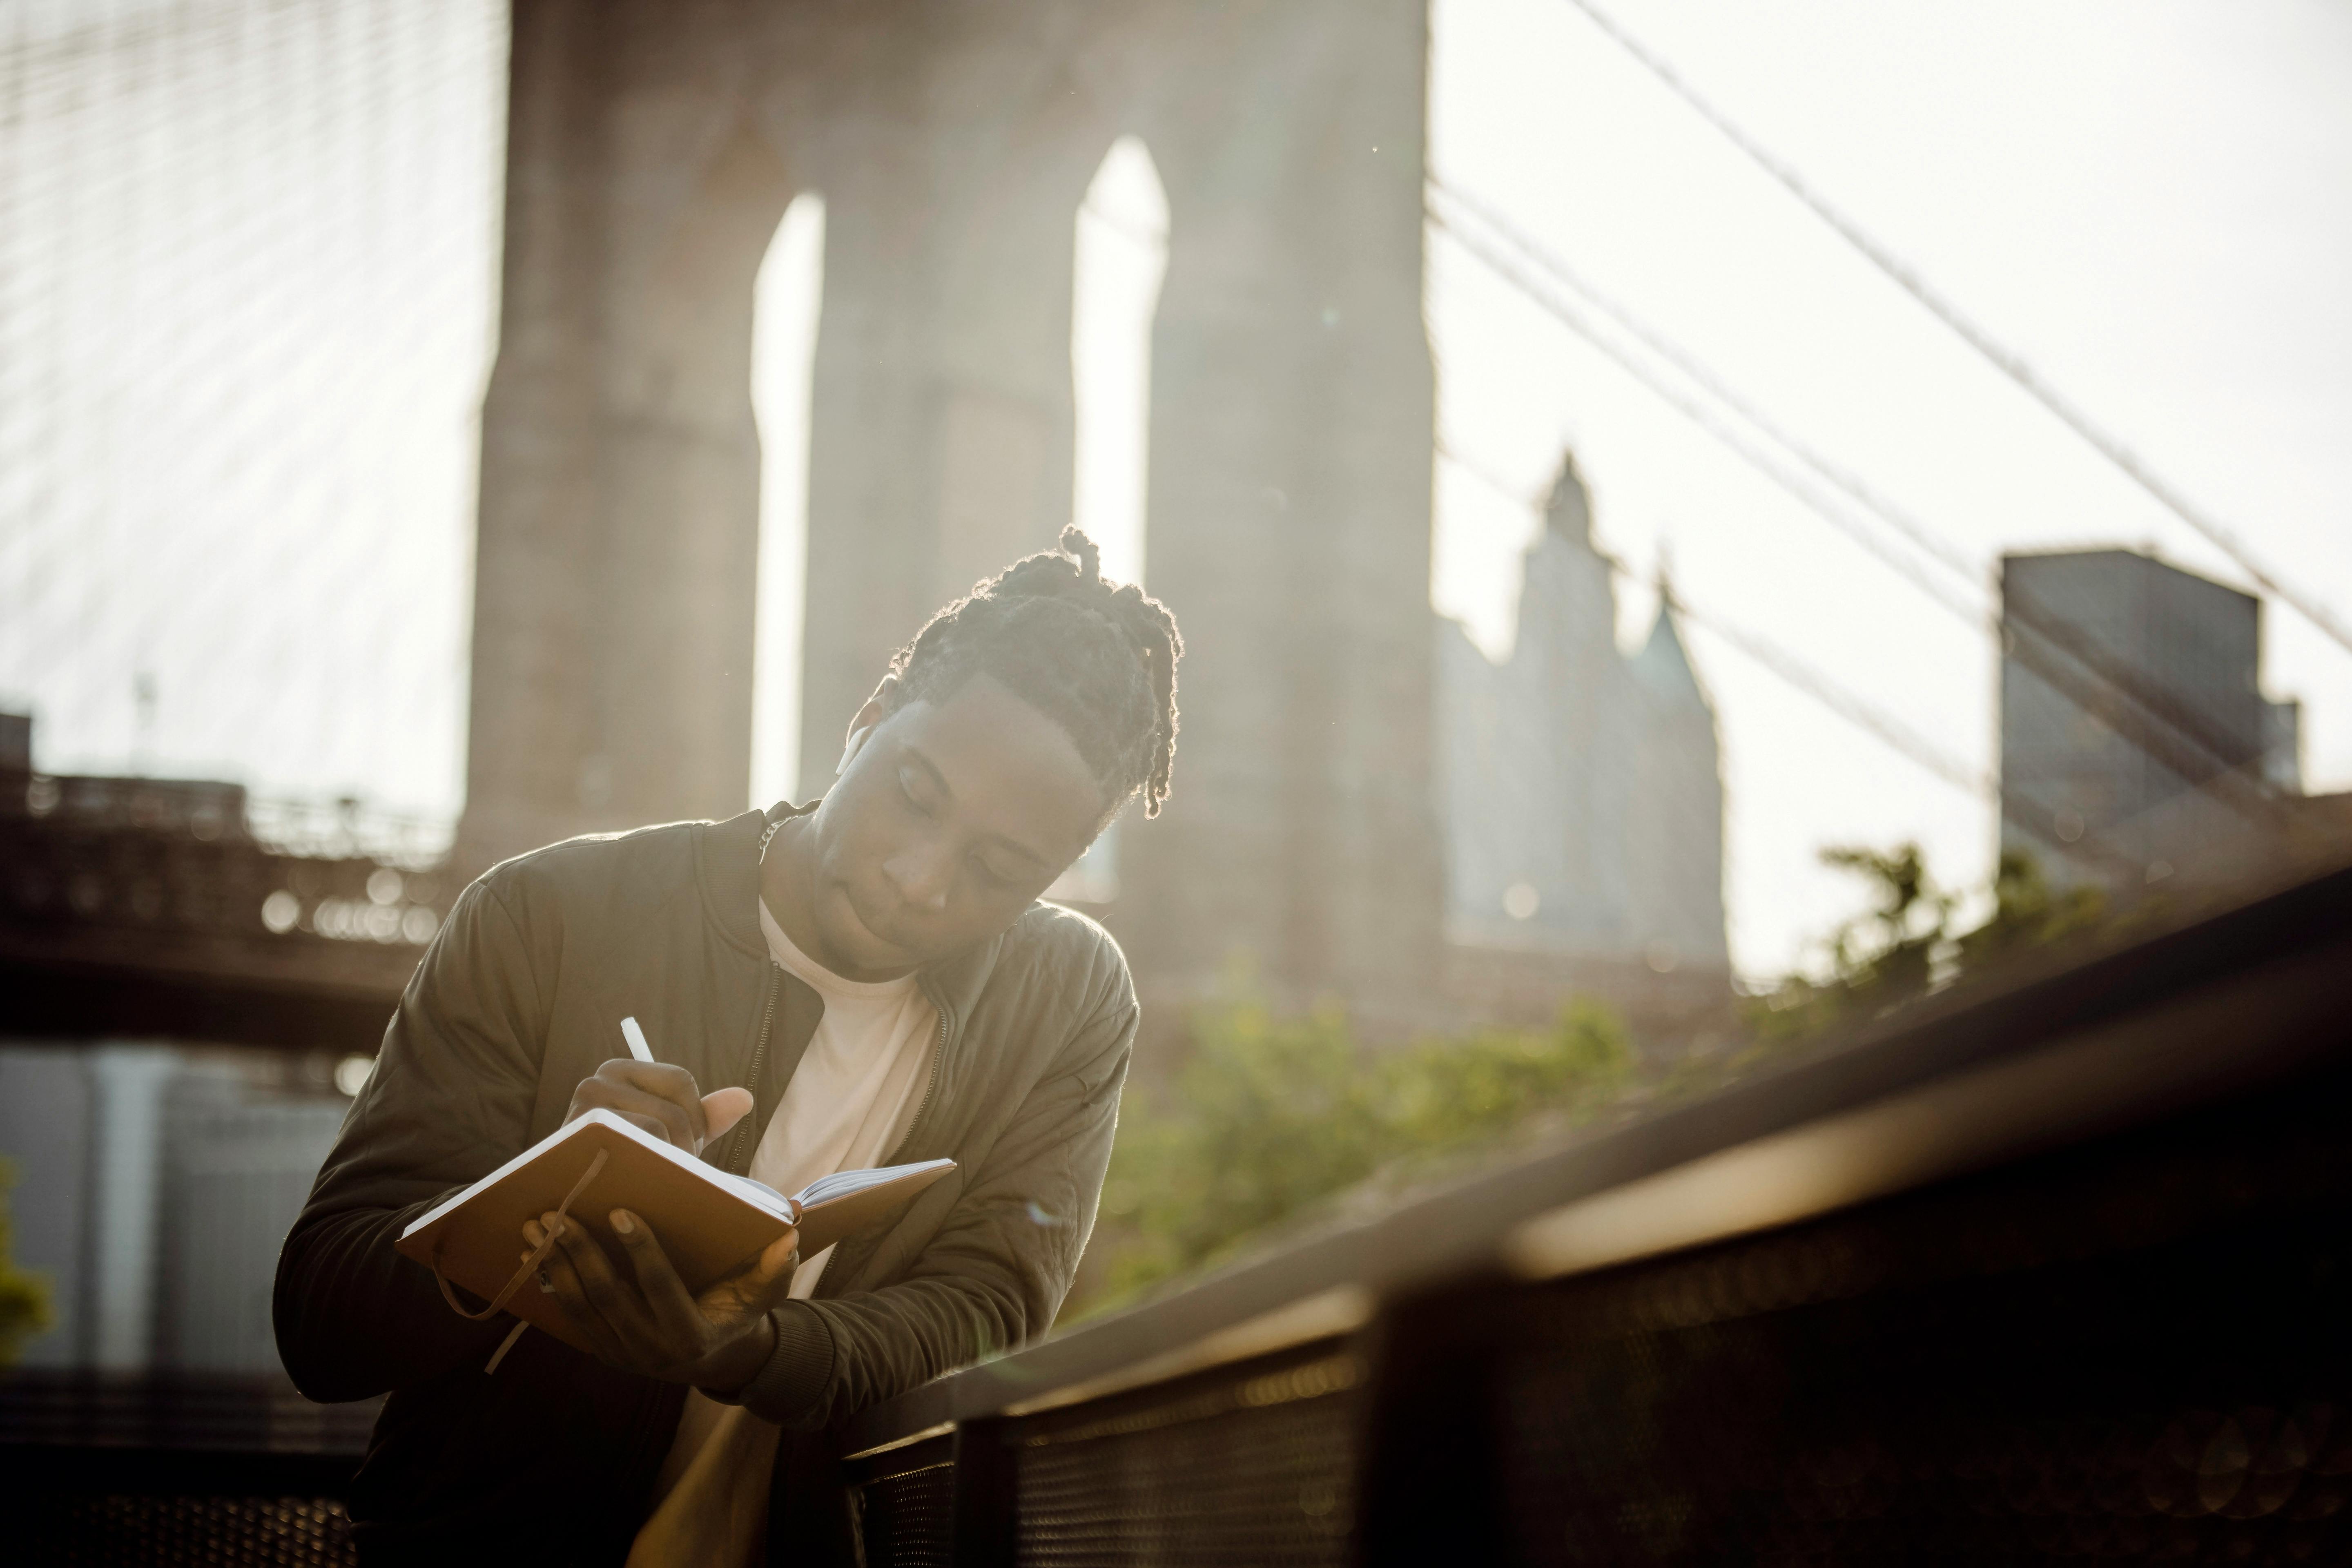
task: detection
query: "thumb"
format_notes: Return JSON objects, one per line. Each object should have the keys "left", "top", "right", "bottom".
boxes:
{"left": 746, "top": 1228, "right": 800, "bottom": 1304}
{"left": 701, "top": 1086, "right": 754, "bottom": 1141}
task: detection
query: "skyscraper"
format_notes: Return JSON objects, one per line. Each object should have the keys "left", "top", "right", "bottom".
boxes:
{"left": 1999, "top": 547, "right": 2301, "bottom": 893}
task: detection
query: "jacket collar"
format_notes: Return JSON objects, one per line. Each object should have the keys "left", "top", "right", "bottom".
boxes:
{"left": 693, "top": 801, "right": 802, "bottom": 962}
{"left": 693, "top": 798, "right": 1005, "bottom": 1034}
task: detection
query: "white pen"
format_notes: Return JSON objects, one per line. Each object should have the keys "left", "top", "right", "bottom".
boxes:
{"left": 620, "top": 1015, "right": 655, "bottom": 1064}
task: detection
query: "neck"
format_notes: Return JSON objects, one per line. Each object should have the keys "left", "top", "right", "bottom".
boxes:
{"left": 758, "top": 815, "right": 917, "bottom": 984}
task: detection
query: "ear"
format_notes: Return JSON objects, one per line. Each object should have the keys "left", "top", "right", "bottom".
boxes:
{"left": 849, "top": 674, "right": 899, "bottom": 738}
{"left": 837, "top": 675, "right": 899, "bottom": 775}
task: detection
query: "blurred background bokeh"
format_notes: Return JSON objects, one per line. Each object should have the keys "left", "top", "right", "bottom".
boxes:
{"left": 4, "top": 0, "right": 2350, "bottom": 1414}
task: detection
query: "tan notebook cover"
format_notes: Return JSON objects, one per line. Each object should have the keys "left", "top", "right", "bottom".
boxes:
{"left": 395, "top": 1110, "right": 954, "bottom": 1353}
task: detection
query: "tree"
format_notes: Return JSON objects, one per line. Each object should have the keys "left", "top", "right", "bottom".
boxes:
{"left": 1816, "top": 843, "right": 1953, "bottom": 997}
{"left": 1083, "top": 989, "right": 1633, "bottom": 1311}
{"left": 1959, "top": 849, "right": 2107, "bottom": 965}
{"left": 1750, "top": 843, "right": 2105, "bottom": 1051}
{"left": 0, "top": 1158, "right": 54, "bottom": 1366}
{"left": 1075, "top": 844, "right": 2113, "bottom": 1317}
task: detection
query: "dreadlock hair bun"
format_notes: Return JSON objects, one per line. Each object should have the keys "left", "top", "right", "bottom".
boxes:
{"left": 885, "top": 527, "right": 1183, "bottom": 819}
{"left": 1060, "top": 524, "right": 1102, "bottom": 585}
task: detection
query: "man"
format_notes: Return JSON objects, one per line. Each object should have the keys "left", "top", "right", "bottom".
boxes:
{"left": 276, "top": 528, "right": 1182, "bottom": 1565}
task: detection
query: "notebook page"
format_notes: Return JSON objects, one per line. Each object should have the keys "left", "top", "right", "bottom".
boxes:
{"left": 795, "top": 1158, "right": 956, "bottom": 1209}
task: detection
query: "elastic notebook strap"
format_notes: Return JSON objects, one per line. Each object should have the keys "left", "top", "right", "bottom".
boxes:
{"left": 430, "top": 1147, "right": 610, "bottom": 1357}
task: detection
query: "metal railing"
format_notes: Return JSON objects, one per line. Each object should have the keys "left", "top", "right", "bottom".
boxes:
{"left": 1, "top": 1372, "right": 377, "bottom": 1564}
{"left": 836, "top": 856, "right": 2352, "bottom": 1565}
{"left": 9, "top": 857, "right": 2350, "bottom": 1564}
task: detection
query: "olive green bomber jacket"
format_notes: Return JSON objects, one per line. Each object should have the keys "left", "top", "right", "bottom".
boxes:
{"left": 273, "top": 802, "right": 1136, "bottom": 1562}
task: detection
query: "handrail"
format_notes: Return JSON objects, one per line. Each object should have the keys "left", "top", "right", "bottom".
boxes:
{"left": 843, "top": 852, "right": 2352, "bottom": 1457}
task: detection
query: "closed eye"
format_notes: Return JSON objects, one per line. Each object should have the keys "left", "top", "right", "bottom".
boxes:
{"left": 972, "top": 852, "right": 1028, "bottom": 888}
{"left": 896, "top": 763, "right": 936, "bottom": 817}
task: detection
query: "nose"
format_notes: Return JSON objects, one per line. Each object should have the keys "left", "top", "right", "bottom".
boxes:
{"left": 881, "top": 834, "right": 954, "bottom": 914}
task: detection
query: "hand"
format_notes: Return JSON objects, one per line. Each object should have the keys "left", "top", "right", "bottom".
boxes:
{"left": 564, "top": 1059, "right": 754, "bottom": 1155}
{"left": 524, "top": 1207, "right": 799, "bottom": 1392}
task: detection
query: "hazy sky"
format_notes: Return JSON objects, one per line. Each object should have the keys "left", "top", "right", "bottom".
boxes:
{"left": 1425, "top": 0, "right": 2352, "bottom": 976}
{"left": 3, "top": 0, "right": 2346, "bottom": 980}
{"left": 0, "top": 0, "right": 501, "bottom": 838}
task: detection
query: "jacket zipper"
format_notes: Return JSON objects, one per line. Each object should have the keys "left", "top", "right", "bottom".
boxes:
{"left": 885, "top": 1007, "right": 951, "bottom": 1167}
{"left": 725, "top": 961, "right": 783, "bottom": 1174}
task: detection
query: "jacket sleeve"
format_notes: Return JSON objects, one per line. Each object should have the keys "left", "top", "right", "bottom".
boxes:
{"left": 733, "top": 984, "right": 1137, "bottom": 1431}
{"left": 272, "top": 877, "right": 553, "bottom": 1401}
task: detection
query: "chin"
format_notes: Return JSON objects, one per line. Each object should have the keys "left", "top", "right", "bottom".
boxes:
{"left": 834, "top": 888, "right": 917, "bottom": 967}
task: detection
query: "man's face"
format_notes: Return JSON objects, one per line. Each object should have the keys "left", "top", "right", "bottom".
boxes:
{"left": 798, "top": 673, "right": 1107, "bottom": 979}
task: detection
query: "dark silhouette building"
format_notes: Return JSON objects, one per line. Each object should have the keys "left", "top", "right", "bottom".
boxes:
{"left": 1999, "top": 548, "right": 2302, "bottom": 893}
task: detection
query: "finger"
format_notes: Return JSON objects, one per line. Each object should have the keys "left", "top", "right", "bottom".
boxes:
{"left": 606, "top": 1209, "right": 707, "bottom": 1336}
{"left": 565, "top": 1078, "right": 687, "bottom": 1145}
{"left": 569, "top": 1076, "right": 697, "bottom": 1149}
{"left": 534, "top": 1233, "right": 630, "bottom": 1363}
{"left": 718, "top": 1227, "right": 801, "bottom": 1314}
{"left": 701, "top": 1087, "right": 754, "bottom": 1142}
{"left": 544, "top": 1211, "right": 651, "bottom": 1348}
{"left": 752, "top": 1228, "right": 800, "bottom": 1291}
{"left": 596, "top": 1060, "right": 709, "bottom": 1148}
{"left": 617, "top": 1111, "right": 677, "bottom": 1145}
{"left": 549, "top": 1214, "right": 671, "bottom": 1367}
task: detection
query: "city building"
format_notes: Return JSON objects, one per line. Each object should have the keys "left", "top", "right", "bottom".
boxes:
{"left": 1999, "top": 548, "right": 2304, "bottom": 894}
{"left": 1436, "top": 452, "right": 1730, "bottom": 978}
{"left": 0, "top": 1044, "right": 348, "bottom": 1373}
{"left": 1, "top": 715, "right": 433, "bottom": 1377}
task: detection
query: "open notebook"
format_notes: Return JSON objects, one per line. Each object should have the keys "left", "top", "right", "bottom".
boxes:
{"left": 396, "top": 1109, "right": 954, "bottom": 1354}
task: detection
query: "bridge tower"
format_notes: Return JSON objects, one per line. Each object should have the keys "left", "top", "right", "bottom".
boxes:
{"left": 456, "top": 0, "right": 1442, "bottom": 1017}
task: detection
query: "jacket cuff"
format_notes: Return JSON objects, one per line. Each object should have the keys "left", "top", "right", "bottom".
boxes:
{"left": 717, "top": 1301, "right": 834, "bottom": 1427}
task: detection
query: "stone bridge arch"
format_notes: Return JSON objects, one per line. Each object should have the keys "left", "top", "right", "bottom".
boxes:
{"left": 460, "top": 0, "right": 1439, "bottom": 1014}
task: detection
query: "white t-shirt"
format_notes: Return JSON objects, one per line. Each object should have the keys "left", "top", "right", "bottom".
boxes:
{"left": 632, "top": 898, "right": 940, "bottom": 1564}
{"left": 749, "top": 898, "right": 938, "bottom": 1297}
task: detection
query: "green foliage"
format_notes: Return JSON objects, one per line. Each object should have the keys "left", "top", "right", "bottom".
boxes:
{"left": 0, "top": 1158, "right": 55, "bottom": 1367}
{"left": 1076, "top": 843, "right": 2114, "bottom": 1318}
{"left": 1088, "top": 991, "right": 1633, "bottom": 1309}
{"left": 1817, "top": 843, "right": 1953, "bottom": 997}
{"left": 1959, "top": 850, "right": 2108, "bottom": 965}
{"left": 1749, "top": 843, "right": 2106, "bottom": 1051}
